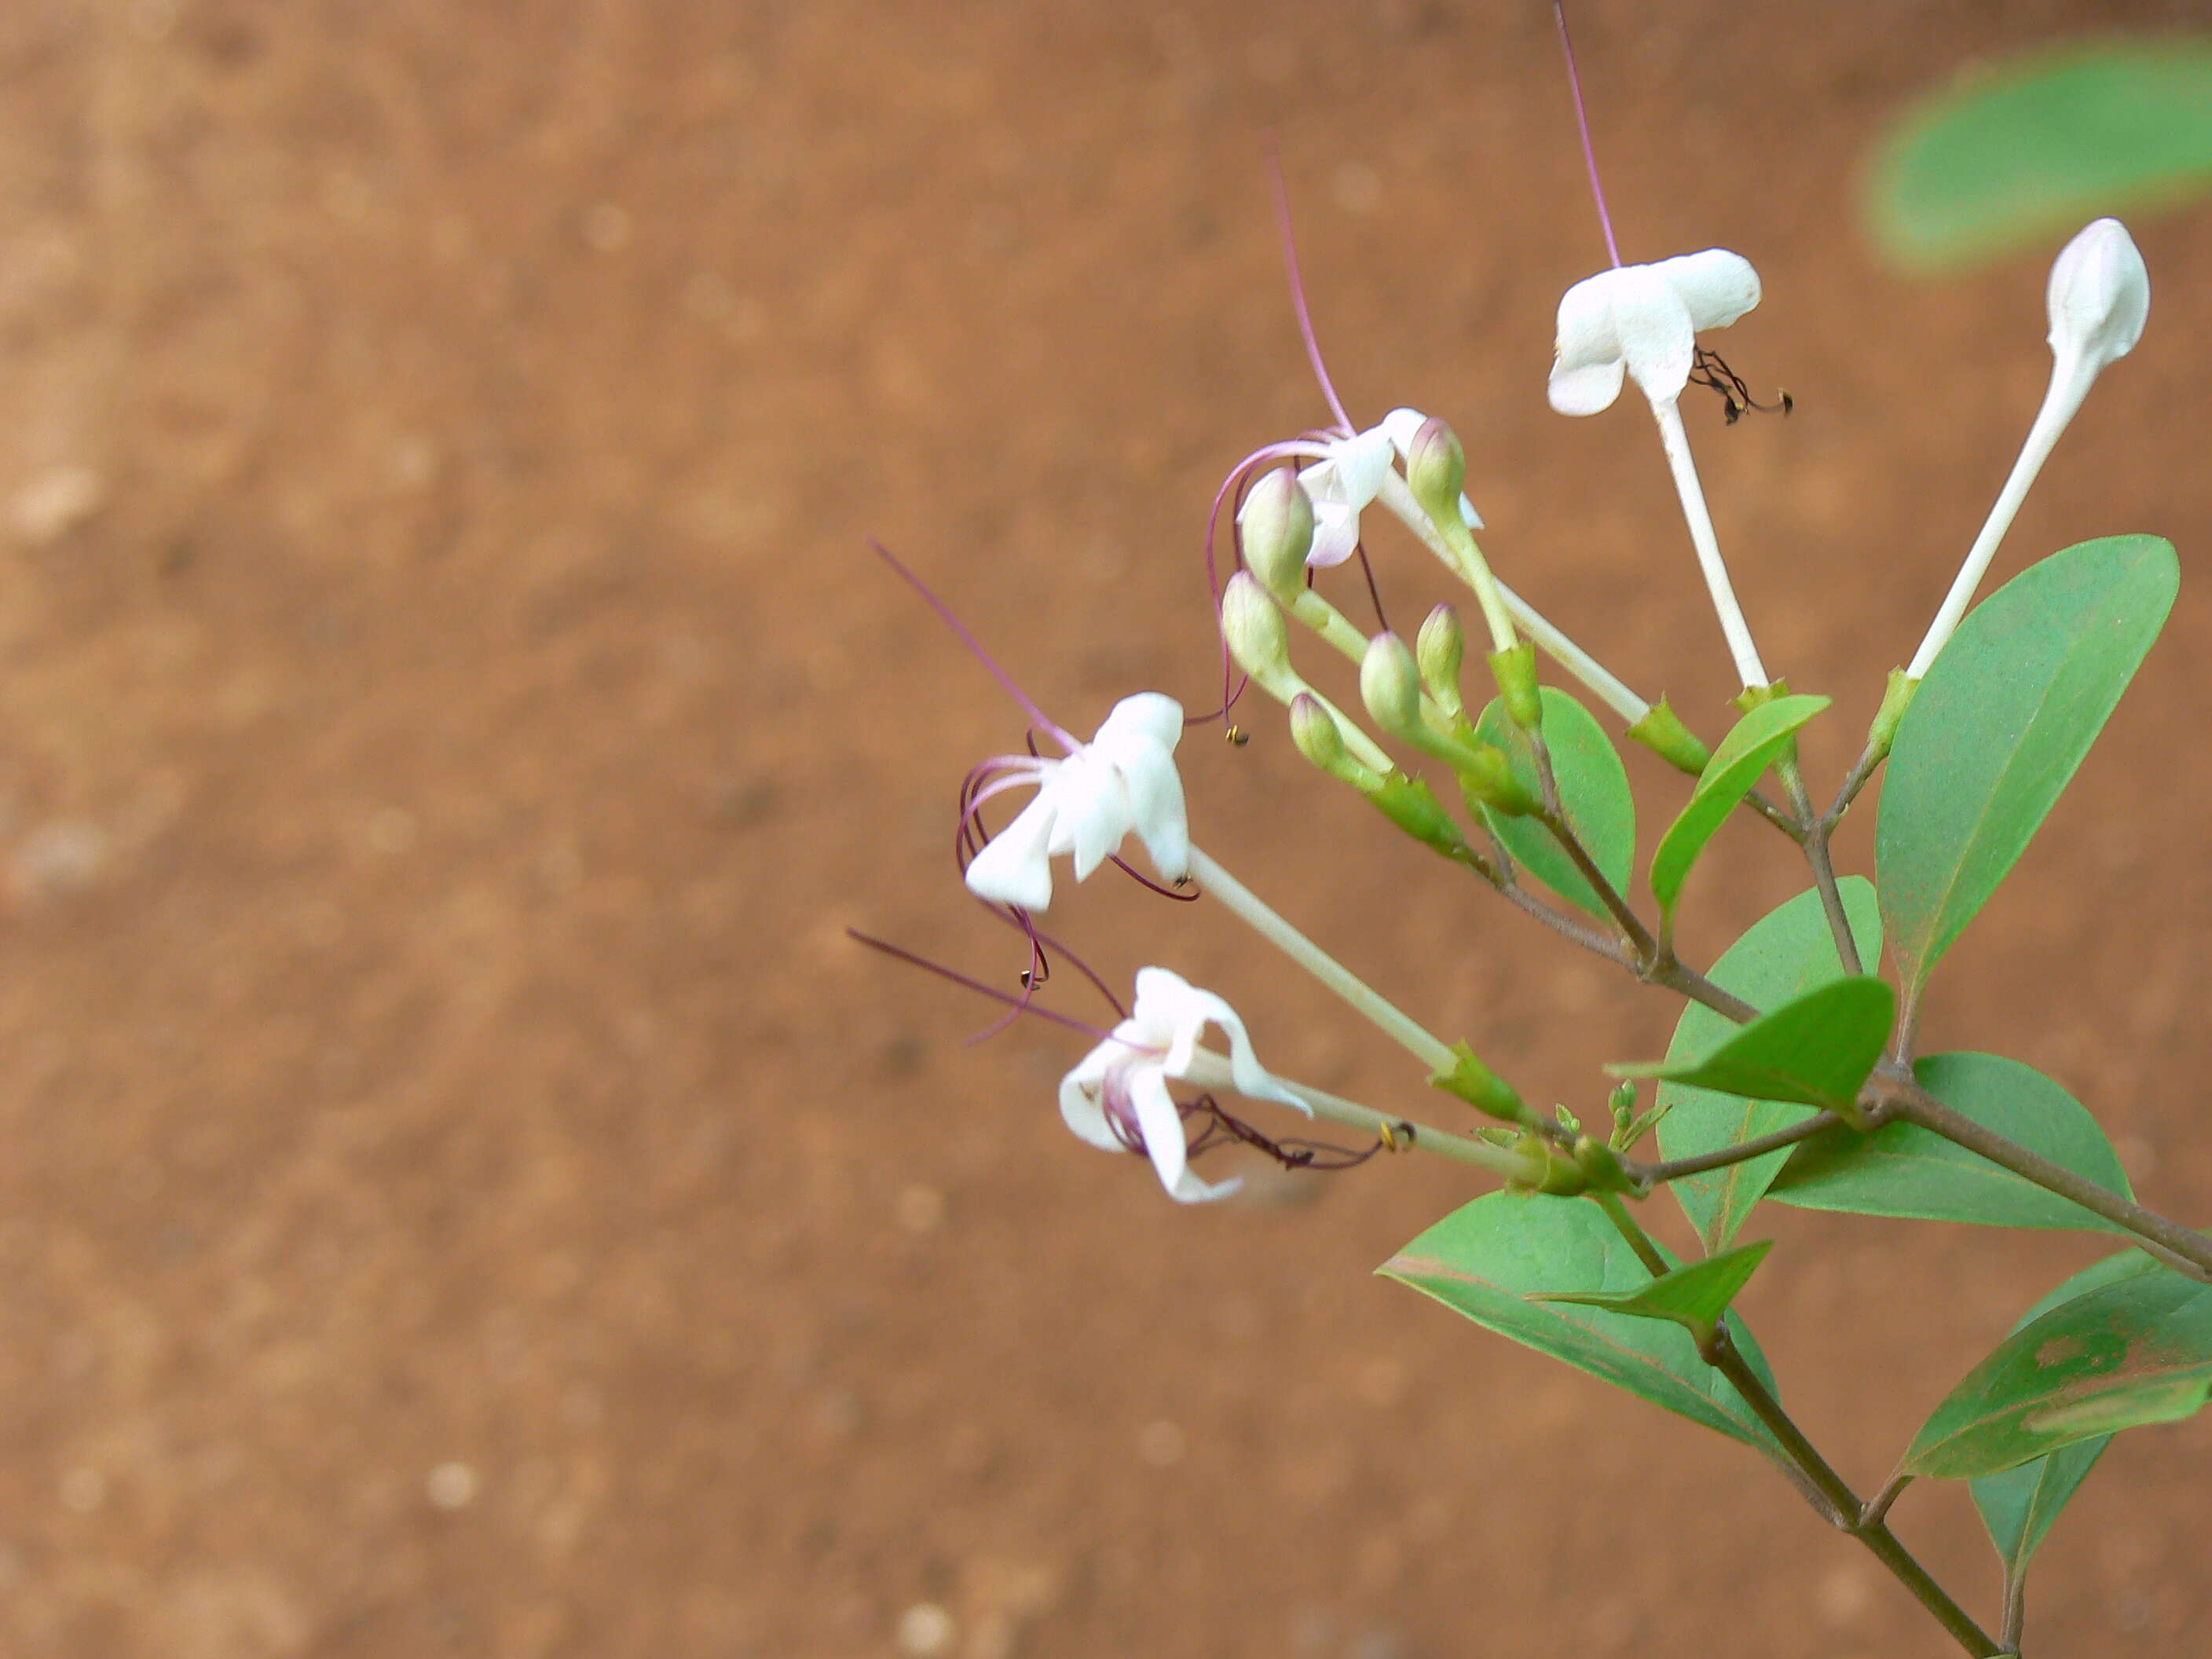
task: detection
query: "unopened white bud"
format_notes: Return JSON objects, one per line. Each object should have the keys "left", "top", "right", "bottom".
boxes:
{"left": 1289, "top": 693, "right": 1382, "bottom": 790}
{"left": 1220, "top": 572, "right": 1298, "bottom": 701}
{"left": 1415, "top": 604, "right": 1466, "bottom": 721}
{"left": 1236, "top": 468, "right": 1316, "bottom": 602}
{"left": 1359, "top": 632, "right": 1426, "bottom": 745}
{"left": 1401, "top": 416, "right": 1468, "bottom": 532}
{"left": 2047, "top": 218, "right": 2148, "bottom": 376}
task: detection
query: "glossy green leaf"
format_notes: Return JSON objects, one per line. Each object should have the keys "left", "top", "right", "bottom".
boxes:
{"left": 1879, "top": 536, "right": 2177, "bottom": 995}
{"left": 1866, "top": 41, "right": 2212, "bottom": 272}
{"left": 1904, "top": 1262, "right": 2212, "bottom": 1479}
{"left": 1973, "top": 1253, "right": 2161, "bottom": 1591}
{"left": 1473, "top": 687, "right": 1634, "bottom": 922}
{"left": 1615, "top": 977, "right": 1892, "bottom": 1112}
{"left": 1654, "top": 881, "right": 1882, "bottom": 1252}
{"left": 1649, "top": 694, "right": 1829, "bottom": 918}
{"left": 1769, "top": 1052, "right": 2133, "bottom": 1231}
{"left": 1535, "top": 1240, "right": 1773, "bottom": 1342}
{"left": 1382, "top": 1194, "right": 1785, "bottom": 1465}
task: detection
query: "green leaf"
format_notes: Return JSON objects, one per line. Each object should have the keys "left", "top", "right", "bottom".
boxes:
{"left": 1614, "top": 977, "right": 1892, "bottom": 1112}
{"left": 1768, "top": 1052, "right": 2133, "bottom": 1231}
{"left": 1473, "top": 687, "right": 1634, "bottom": 922}
{"left": 1904, "top": 1262, "right": 2212, "bottom": 1479}
{"left": 1654, "top": 881, "right": 1882, "bottom": 1251}
{"left": 1865, "top": 41, "right": 2212, "bottom": 273}
{"left": 1878, "top": 536, "right": 2177, "bottom": 996}
{"left": 1535, "top": 1240, "right": 1774, "bottom": 1342}
{"left": 1649, "top": 694, "right": 1829, "bottom": 919}
{"left": 1972, "top": 1253, "right": 2162, "bottom": 1590}
{"left": 1382, "top": 1194, "right": 1785, "bottom": 1465}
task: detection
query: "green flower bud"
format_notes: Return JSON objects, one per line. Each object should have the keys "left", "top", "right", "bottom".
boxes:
{"left": 1358, "top": 631, "right": 1426, "bottom": 745}
{"left": 1235, "top": 467, "right": 1316, "bottom": 604}
{"left": 1415, "top": 604, "right": 1466, "bottom": 722}
{"left": 1609, "top": 1080, "right": 1639, "bottom": 1127}
{"left": 1403, "top": 415, "right": 1468, "bottom": 532}
{"left": 1289, "top": 693, "right": 1382, "bottom": 789}
{"left": 1220, "top": 572, "right": 1299, "bottom": 701}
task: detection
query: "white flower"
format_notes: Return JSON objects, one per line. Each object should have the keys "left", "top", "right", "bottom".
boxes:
{"left": 962, "top": 693, "right": 1189, "bottom": 912}
{"left": 1296, "top": 409, "right": 1480, "bottom": 569}
{"left": 2047, "top": 217, "right": 2148, "bottom": 378}
{"left": 1059, "top": 967, "right": 1307, "bottom": 1202}
{"left": 1548, "top": 250, "right": 1762, "bottom": 416}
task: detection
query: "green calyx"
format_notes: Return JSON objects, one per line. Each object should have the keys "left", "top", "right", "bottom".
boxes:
{"left": 1866, "top": 667, "right": 1919, "bottom": 762}
{"left": 1626, "top": 697, "right": 1712, "bottom": 776}
{"left": 1430, "top": 1041, "right": 1530, "bottom": 1126}
{"left": 1488, "top": 642, "right": 1543, "bottom": 731}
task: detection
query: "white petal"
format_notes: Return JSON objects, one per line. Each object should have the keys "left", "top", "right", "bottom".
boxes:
{"left": 1053, "top": 759, "right": 1133, "bottom": 881}
{"left": 1093, "top": 692, "right": 1185, "bottom": 753}
{"left": 1318, "top": 424, "right": 1389, "bottom": 511}
{"left": 2048, "top": 218, "right": 2148, "bottom": 373}
{"left": 1609, "top": 263, "right": 1697, "bottom": 406}
{"left": 1549, "top": 272, "right": 1632, "bottom": 416}
{"left": 1137, "top": 968, "right": 1309, "bottom": 1115}
{"left": 1059, "top": 1038, "right": 1130, "bottom": 1151}
{"left": 1549, "top": 356, "right": 1627, "bottom": 417}
{"left": 1379, "top": 406, "right": 1430, "bottom": 457}
{"left": 1306, "top": 500, "right": 1364, "bottom": 568}
{"left": 962, "top": 792, "right": 1060, "bottom": 910}
{"left": 1116, "top": 742, "right": 1190, "bottom": 884}
{"left": 1458, "top": 492, "right": 1484, "bottom": 531}
{"left": 1127, "top": 1063, "right": 1235, "bottom": 1202}
{"left": 1655, "top": 248, "right": 1761, "bottom": 332}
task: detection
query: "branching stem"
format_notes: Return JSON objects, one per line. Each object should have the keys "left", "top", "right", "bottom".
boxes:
{"left": 1591, "top": 1196, "right": 2003, "bottom": 1657}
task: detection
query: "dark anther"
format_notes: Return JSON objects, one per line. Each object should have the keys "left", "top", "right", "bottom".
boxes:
{"left": 1395, "top": 1120, "right": 1417, "bottom": 1145}
{"left": 1225, "top": 724, "right": 1251, "bottom": 746}
{"left": 1689, "top": 346, "right": 1792, "bottom": 425}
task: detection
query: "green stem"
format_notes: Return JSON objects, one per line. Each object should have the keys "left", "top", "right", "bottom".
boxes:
{"left": 1177, "top": 1049, "right": 1534, "bottom": 1181}
{"left": 1590, "top": 1195, "right": 2002, "bottom": 1657}
{"left": 1186, "top": 844, "right": 1459, "bottom": 1077}
{"left": 1877, "top": 1076, "right": 2212, "bottom": 1281}
{"left": 1628, "top": 1111, "right": 1839, "bottom": 1185}
{"left": 1778, "top": 753, "right": 1862, "bottom": 977}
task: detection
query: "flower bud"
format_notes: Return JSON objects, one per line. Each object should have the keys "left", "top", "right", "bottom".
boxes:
{"left": 1288, "top": 693, "right": 1381, "bottom": 789}
{"left": 1220, "top": 572, "right": 1299, "bottom": 701}
{"left": 1415, "top": 604, "right": 1466, "bottom": 721}
{"left": 1358, "top": 631, "right": 1426, "bottom": 745}
{"left": 1401, "top": 415, "right": 1468, "bottom": 533}
{"left": 2047, "top": 217, "right": 2148, "bottom": 375}
{"left": 1235, "top": 467, "right": 1316, "bottom": 603}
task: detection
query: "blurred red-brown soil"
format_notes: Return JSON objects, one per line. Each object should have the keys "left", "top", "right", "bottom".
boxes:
{"left": 0, "top": 2, "right": 2206, "bottom": 1654}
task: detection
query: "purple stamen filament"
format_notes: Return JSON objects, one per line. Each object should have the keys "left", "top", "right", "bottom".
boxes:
{"left": 1555, "top": 2, "right": 1622, "bottom": 269}
{"left": 871, "top": 538, "right": 1079, "bottom": 753}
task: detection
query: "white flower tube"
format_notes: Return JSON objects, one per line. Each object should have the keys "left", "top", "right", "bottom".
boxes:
{"left": 1906, "top": 218, "right": 2150, "bottom": 679}
{"left": 1548, "top": 250, "right": 1771, "bottom": 688}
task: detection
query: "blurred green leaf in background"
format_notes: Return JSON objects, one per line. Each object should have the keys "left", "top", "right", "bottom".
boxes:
{"left": 1864, "top": 39, "right": 2212, "bottom": 272}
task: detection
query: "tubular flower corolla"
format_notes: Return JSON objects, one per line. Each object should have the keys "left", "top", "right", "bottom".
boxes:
{"left": 962, "top": 693, "right": 1189, "bottom": 912}
{"left": 1059, "top": 967, "right": 1307, "bottom": 1202}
